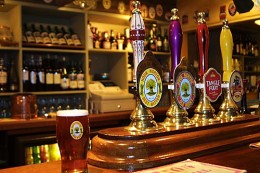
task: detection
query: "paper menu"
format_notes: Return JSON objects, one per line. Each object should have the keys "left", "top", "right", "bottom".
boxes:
{"left": 134, "top": 159, "right": 246, "bottom": 173}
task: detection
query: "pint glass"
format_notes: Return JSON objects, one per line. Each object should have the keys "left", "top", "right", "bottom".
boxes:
{"left": 56, "top": 109, "right": 89, "bottom": 173}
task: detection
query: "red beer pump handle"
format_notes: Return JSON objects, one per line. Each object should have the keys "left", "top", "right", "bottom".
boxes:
{"left": 196, "top": 12, "right": 209, "bottom": 82}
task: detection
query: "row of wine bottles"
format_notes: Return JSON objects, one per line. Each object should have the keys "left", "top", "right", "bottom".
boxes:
{"left": 90, "top": 22, "right": 169, "bottom": 52}
{"left": 233, "top": 33, "right": 259, "bottom": 57}
{"left": 23, "top": 53, "right": 85, "bottom": 92}
{"left": 23, "top": 23, "right": 82, "bottom": 46}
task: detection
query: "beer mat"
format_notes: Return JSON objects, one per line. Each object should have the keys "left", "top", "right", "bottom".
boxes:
{"left": 249, "top": 142, "right": 260, "bottom": 148}
{"left": 134, "top": 159, "right": 247, "bottom": 173}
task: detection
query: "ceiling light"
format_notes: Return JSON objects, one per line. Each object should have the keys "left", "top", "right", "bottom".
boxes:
{"left": 254, "top": 19, "right": 260, "bottom": 26}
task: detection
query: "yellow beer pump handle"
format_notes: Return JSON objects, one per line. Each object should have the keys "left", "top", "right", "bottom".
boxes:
{"left": 220, "top": 19, "right": 233, "bottom": 82}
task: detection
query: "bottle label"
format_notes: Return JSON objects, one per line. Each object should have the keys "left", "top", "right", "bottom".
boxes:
{"left": 38, "top": 71, "right": 45, "bottom": 84}
{"left": 41, "top": 32, "right": 51, "bottom": 44}
{"left": 46, "top": 73, "right": 54, "bottom": 84}
{"left": 61, "top": 78, "right": 69, "bottom": 89}
{"left": 103, "top": 41, "right": 110, "bottom": 49}
{"left": 26, "top": 31, "right": 35, "bottom": 43}
{"left": 69, "top": 74, "right": 77, "bottom": 89}
{"left": 54, "top": 73, "right": 61, "bottom": 84}
{"left": 49, "top": 33, "right": 59, "bottom": 44}
{"left": 30, "top": 71, "right": 37, "bottom": 84}
{"left": 0, "top": 71, "right": 7, "bottom": 84}
{"left": 64, "top": 34, "right": 74, "bottom": 46}
{"left": 23, "top": 70, "right": 29, "bottom": 81}
{"left": 71, "top": 34, "right": 81, "bottom": 46}
{"left": 33, "top": 32, "right": 43, "bottom": 44}
{"left": 157, "top": 40, "right": 162, "bottom": 47}
{"left": 77, "top": 73, "right": 85, "bottom": 89}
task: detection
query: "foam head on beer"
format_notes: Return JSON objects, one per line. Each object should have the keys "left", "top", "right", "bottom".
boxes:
{"left": 57, "top": 109, "right": 88, "bottom": 117}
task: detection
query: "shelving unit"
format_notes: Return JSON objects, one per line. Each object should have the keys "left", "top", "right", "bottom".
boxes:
{"left": 0, "top": 0, "right": 172, "bottom": 119}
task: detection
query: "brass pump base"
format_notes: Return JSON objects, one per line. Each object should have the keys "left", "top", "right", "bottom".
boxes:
{"left": 127, "top": 98, "right": 160, "bottom": 132}
{"left": 191, "top": 88, "right": 220, "bottom": 125}
{"left": 217, "top": 85, "right": 243, "bottom": 121}
{"left": 162, "top": 94, "right": 193, "bottom": 128}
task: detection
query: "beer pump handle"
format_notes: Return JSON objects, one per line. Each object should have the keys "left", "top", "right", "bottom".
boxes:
{"left": 169, "top": 8, "right": 183, "bottom": 81}
{"left": 196, "top": 12, "right": 209, "bottom": 82}
{"left": 130, "top": 0, "right": 145, "bottom": 83}
{"left": 220, "top": 19, "right": 233, "bottom": 82}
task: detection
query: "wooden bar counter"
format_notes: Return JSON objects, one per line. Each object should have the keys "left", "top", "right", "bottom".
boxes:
{"left": 0, "top": 144, "right": 259, "bottom": 173}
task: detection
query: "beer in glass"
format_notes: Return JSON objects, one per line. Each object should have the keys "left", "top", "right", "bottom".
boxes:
{"left": 56, "top": 109, "right": 89, "bottom": 173}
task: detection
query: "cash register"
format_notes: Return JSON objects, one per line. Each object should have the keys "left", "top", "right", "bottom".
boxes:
{"left": 89, "top": 81, "right": 135, "bottom": 113}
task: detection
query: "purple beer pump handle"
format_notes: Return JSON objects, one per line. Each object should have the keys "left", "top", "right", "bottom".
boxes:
{"left": 169, "top": 8, "right": 183, "bottom": 81}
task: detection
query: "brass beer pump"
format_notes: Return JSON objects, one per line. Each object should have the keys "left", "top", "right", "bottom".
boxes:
{"left": 217, "top": 19, "right": 242, "bottom": 120}
{"left": 128, "top": 1, "right": 159, "bottom": 131}
{"left": 163, "top": 8, "right": 192, "bottom": 127}
{"left": 191, "top": 12, "right": 219, "bottom": 124}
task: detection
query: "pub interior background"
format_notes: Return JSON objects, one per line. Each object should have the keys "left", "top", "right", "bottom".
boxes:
{"left": 0, "top": 0, "right": 260, "bottom": 170}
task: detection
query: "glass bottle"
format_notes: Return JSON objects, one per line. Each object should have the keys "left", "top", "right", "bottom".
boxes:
{"left": 40, "top": 25, "right": 51, "bottom": 44}
{"left": 61, "top": 27, "right": 74, "bottom": 46}
{"left": 163, "top": 28, "right": 169, "bottom": 52}
{"left": 45, "top": 54, "right": 54, "bottom": 91}
{"left": 54, "top": 26, "right": 66, "bottom": 45}
{"left": 37, "top": 55, "right": 45, "bottom": 91}
{"left": 22, "top": 58, "right": 30, "bottom": 92}
{"left": 60, "top": 56, "right": 69, "bottom": 90}
{"left": 53, "top": 55, "right": 61, "bottom": 91}
{"left": 69, "top": 28, "right": 82, "bottom": 46}
{"left": 24, "top": 24, "right": 35, "bottom": 44}
{"left": 9, "top": 59, "right": 19, "bottom": 92}
{"left": 77, "top": 62, "right": 85, "bottom": 90}
{"left": 29, "top": 54, "right": 37, "bottom": 91}
{"left": 31, "top": 24, "right": 43, "bottom": 44}
{"left": 69, "top": 61, "right": 77, "bottom": 90}
{"left": 47, "top": 25, "right": 59, "bottom": 45}
{"left": 156, "top": 27, "right": 163, "bottom": 52}
{"left": 0, "top": 56, "right": 7, "bottom": 92}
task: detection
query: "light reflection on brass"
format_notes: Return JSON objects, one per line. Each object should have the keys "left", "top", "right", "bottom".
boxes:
{"left": 191, "top": 87, "right": 220, "bottom": 125}
{"left": 217, "top": 82, "right": 243, "bottom": 121}
{"left": 127, "top": 96, "right": 160, "bottom": 132}
{"left": 162, "top": 90, "right": 193, "bottom": 127}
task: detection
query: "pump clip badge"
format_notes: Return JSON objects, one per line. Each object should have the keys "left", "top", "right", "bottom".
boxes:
{"left": 70, "top": 121, "right": 84, "bottom": 140}
{"left": 230, "top": 70, "right": 243, "bottom": 103}
{"left": 137, "top": 51, "right": 162, "bottom": 108}
{"left": 204, "top": 68, "right": 222, "bottom": 102}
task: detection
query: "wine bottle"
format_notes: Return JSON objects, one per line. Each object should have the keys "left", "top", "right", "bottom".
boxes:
{"left": 53, "top": 55, "right": 61, "bottom": 91}
{"left": 69, "top": 28, "right": 82, "bottom": 46}
{"left": 45, "top": 54, "right": 54, "bottom": 91}
{"left": 0, "top": 56, "right": 7, "bottom": 92}
{"left": 24, "top": 24, "right": 35, "bottom": 43}
{"left": 31, "top": 24, "right": 43, "bottom": 44}
{"left": 110, "top": 29, "right": 117, "bottom": 49}
{"left": 76, "top": 62, "right": 85, "bottom": 90}
{"left": 148, "top": 29, "right": 156, "bottom": 51}
{"left": 68, "top": 61, "right": 77, "bottom": 90}
{"left": 61, "top": 27, "right": 74, "bottom": 46}
{"left": 9, "top": 59, "right": 19, "bottom": 92}
{"left": 37, "top": 55, "right": 45, "bottom": 91}
{"left": 47, "top": 25, "right": 59, "bottom": 45}
{"left": 29, "top": 55, "right": 37, "bottom": 91}
{"left": 163, "top": 29, "right": 169, "bottom": 52}
{"left": 55, "top": 26, "right": 66, "bottom": 45}
{"left": 40, "top": 25, "right": 51, "bottom": 44}
{"left": 60, "top": 56, "right": 69, "bottom": 90}
{"left": 22, "top": 58, "right": 30, "bottom": 92}
{"left": 156, "top": 27, "right": 163, "bottom": 52}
